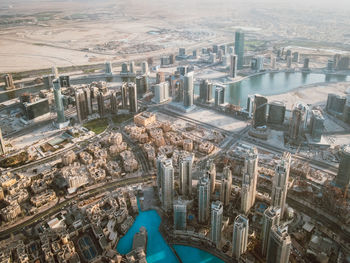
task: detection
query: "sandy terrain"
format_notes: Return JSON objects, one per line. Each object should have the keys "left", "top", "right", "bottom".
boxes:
{"left": 266, "top": 82, "right": 350, "bottom": 109}
{"left": 184, "top": 107, "right": 248, "bottom": 133}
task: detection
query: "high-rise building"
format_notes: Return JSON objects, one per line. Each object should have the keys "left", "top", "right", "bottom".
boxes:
{"left": 210, "top": 201, "right": 223, "bottom": 247}
{"left": 292, "top": 52, "right": 299, "bottom": 63}
{"left": 0, "top": 128, "right": 6, "bottom": 155}
{"left": 179, "top": 154, "right": 194, "bottom": 196}
{"left": 220, "top": 166, "right": 232, "bottom": 206}
{"left": 105, "top": 61, "right": 113, "bottom": 75}
{"left": 198, "top": 175, "right": 210, "bottom": 224}
{"left": 219, "top": 44, "right": 226, "bottom": 55}
{"left": 199, "top": 79, "right": 213, "bottom": 103}
{"left": 156, "top": 155, "right": 167, "bottom": 190}
{"left": 309, "top": 110, "right": 325, "bottom": 142}
{"left": 177, "top": 66, "right": 188, "bottom": 76}
{"left": 97, "top": 91, "right": 108, "bottom": 117}
{"left": 141, "top": 61, "right": 149, "bottom": 75}
{"left": 232, "top": 214, "right": 249, "bottom": 259}
{"left": 179, "top": 48, "right": 186, "bottom": 57}
{"left": 229, "top": 54, "right": 238, "bottom": 78}
{"left": 209, "top": 53, "right": 216, "bottom": 63}
{"left": 52, "top": 66, "right": 59, "bottom": 78}
{"left": 271, "top": 152, "right": 291, "bottom": 218}
{"left": 53, "top": 79, "right": 66, "bottom": 124}
{"left": 59, "top": 75, "right": 70, "bottom": 88}
{"left": 303, "top": 58, "right": 310, "bottom": 70}
{"left": 266, "top": 225, "right": 291, "bottom": 263}
{"left": 153, "top": 82, "right": 169, "bottom": 104}
{"left": 289, "top": 102, "right": 309, "bottom": 143}
{"left": 174, "top": 199, "right": 187, "bottom": 230}
{"left": 215, "top": 87, "right": 225, "bottom": 106}
{"left": 110, "top": 91, "right": 118, "bottom": 114}
{"left": 271, "top": 56, "right": 276, "bottom": 69}
{"left": 121, "top": 82, "right": 129, "bottom": 109}
{"left": 235, "top": 31, "right": 245, "bottom": 69}
{"left": 129, "top": 61, "right": 135, "bottom": 74}
{"left": 206, "top": 159, "right": 216, "bottom": 194}
{"left": 156, "top": 72, "right": 165, "bottom": 84}
{"left": 4, "top": 74, "right": 15, "bottom": 90}
{"left": 184, "top": 72, "right": 194, "bottom": 108}
{"left": 212, "top": 45, "right": 218, "bottom": 53}
{"left": 43, "top": 75, "right": 54, "bottom": 89}
{"left": 268, "top": 101, "right": 286, "bottom": 125}
{"left": 261, "top": 206, "right": 281, "bottom": 257}
{"left": 334, "top": 54, "right": 350, "bottom": 70}
{"left": 128, "top": 83, "right": 138, "bottom": 113}
{"left": 136, "top": 75, "right": 148, "bottom": 98}
{"left": 286, "top": 56, "right": 292, "bottom": 68}
{"left": 228, "top": 46, "right": 234, "bottom": 55}
{"left": 253, "top": 95, "right": 268, "bottom": 128}
{"left": 158, "top": 158, "right": 174, "bottom": 211}
{"left": 241, "top": 146, "right": 258, "bottom": 214}
{"left": 192, "top": 50, "right": 197, "bottom": 59}
{"left": 75, "top": 89, "right": 89, "bottom": 123}
{"left": 251, "top": 56, "right": 264, "bottom": 72}
{"left": 335, "top": 145, "right": 350, "bottom": 188}
{"left": 121, "top": 62, "right": 129, "bottom": 74}
{"left": 326, "top": 93, "right": 346, "bottom": 114}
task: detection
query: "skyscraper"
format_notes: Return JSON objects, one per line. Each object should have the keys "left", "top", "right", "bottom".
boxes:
{"left": 253, "top": 95, "right": 268, "bottom": 128}
{"left": 335, "top": 145, "right": 350, "bottom": 188}
{"left": 128, "top": 83, "right": 138, "bottom": 113}
{"left": 309, "top": 109, "right": 325, "bottom": 142}
{"left": 75, "top": 89, "right": 88, "bottom": 123}
{"left": 52, "top": 66, "right": 59, "bottom": 78}
{"left": 158, "top": 158, "right": 174, "bottom": 211}
{"left": 261, "top": 206, "right": 281, "bottom": 257}
{"left": 199, "top": 79, "right": 212, "bottom": 103}
{"left": 121, "top": 82, "right": 129, "bottom": 109}
{"left": 266, "top": 225, "right": 291, "bottom": 263}
{"left": 232, "top": 214, "right": 249, "bottom": 259}
{"left": 153, "top": 82, "right": 170, "bottom": 104}
{"left": 220, "top": 166, "right": 232, "bottom": 206}
{"left": 0, "top": 128, "right": 6, "bottom": 155}
{"left": 53, "top": 79, "right": 66, "bottom": 125}
{"left": 136, "top": 75, "right": 148, "bottom": 98}
{"left": 215, "top": 87, "right": 225, "bottom": 106}
{"left": 289, "top": 102, "right": 309, "bottom": 143}
{"left": 206, "top": 159, "right": 216, "bottom": 194}
{"left": 174, "top": 199, "right": 187, "bottom": 230}
{"left": 156, "top": 155, "right": 167, "bottom": 190}
{"left": 271, "top": 152, "right": 291, "bottom": 218}
{"left": 210, "top": 201, "right": 223, "bottom": 247}
{"left": 105, "top": 61, "right": 113, "bottom": 75}
{"left": 141, "top": 61, "right": 149, "bottom": 75}
{"left": 183, "top": 72, "right": 194, "bottom": 108}
{"left": 198, "top": 175, "right": 210, "bottom": 224}
{"left": 229, "top": 54, "right": 237, "bottom": 78}
{"left": 241, "top": 146, "right": 258, "bottom": 214}
{"left": 4, "top": 74, "right": 14, "bottom": 90}
{"left": 235, "top": 31, "right": 245, "bottom": 69}
{"left": 303, "top": 58, "right": 310, "bottom": 70}
{"left": 129, "top": 61, "right": 135, "bottom": 74}
{"left": 179, "top": 154, "right": 194, "bottom": 196}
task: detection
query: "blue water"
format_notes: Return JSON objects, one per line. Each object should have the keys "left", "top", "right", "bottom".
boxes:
{"left": 194, "top": 72, "right": 350, "bottom": 108}
{"left": 116, "top": 208, "right": 178, "bottom": 263}
{"left": 116, "top": 201, "right": 224, "bottom": 263}
{"left": 173, "top": 245, "right": 225, "bottom": 263}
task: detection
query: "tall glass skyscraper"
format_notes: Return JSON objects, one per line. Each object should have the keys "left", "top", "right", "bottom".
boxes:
{"left": 210, "top": 201, "right": 223, "bottom": 247}
{"left": 174, "top": 199, "right": 187, "bottom": 230}
{"left": 234, "top": 31, "right": 245, "bottom": 69}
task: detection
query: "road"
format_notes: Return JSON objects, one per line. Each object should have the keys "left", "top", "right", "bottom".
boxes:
{"left": 0, "top": 174, "right": 154, "bottom": 241}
